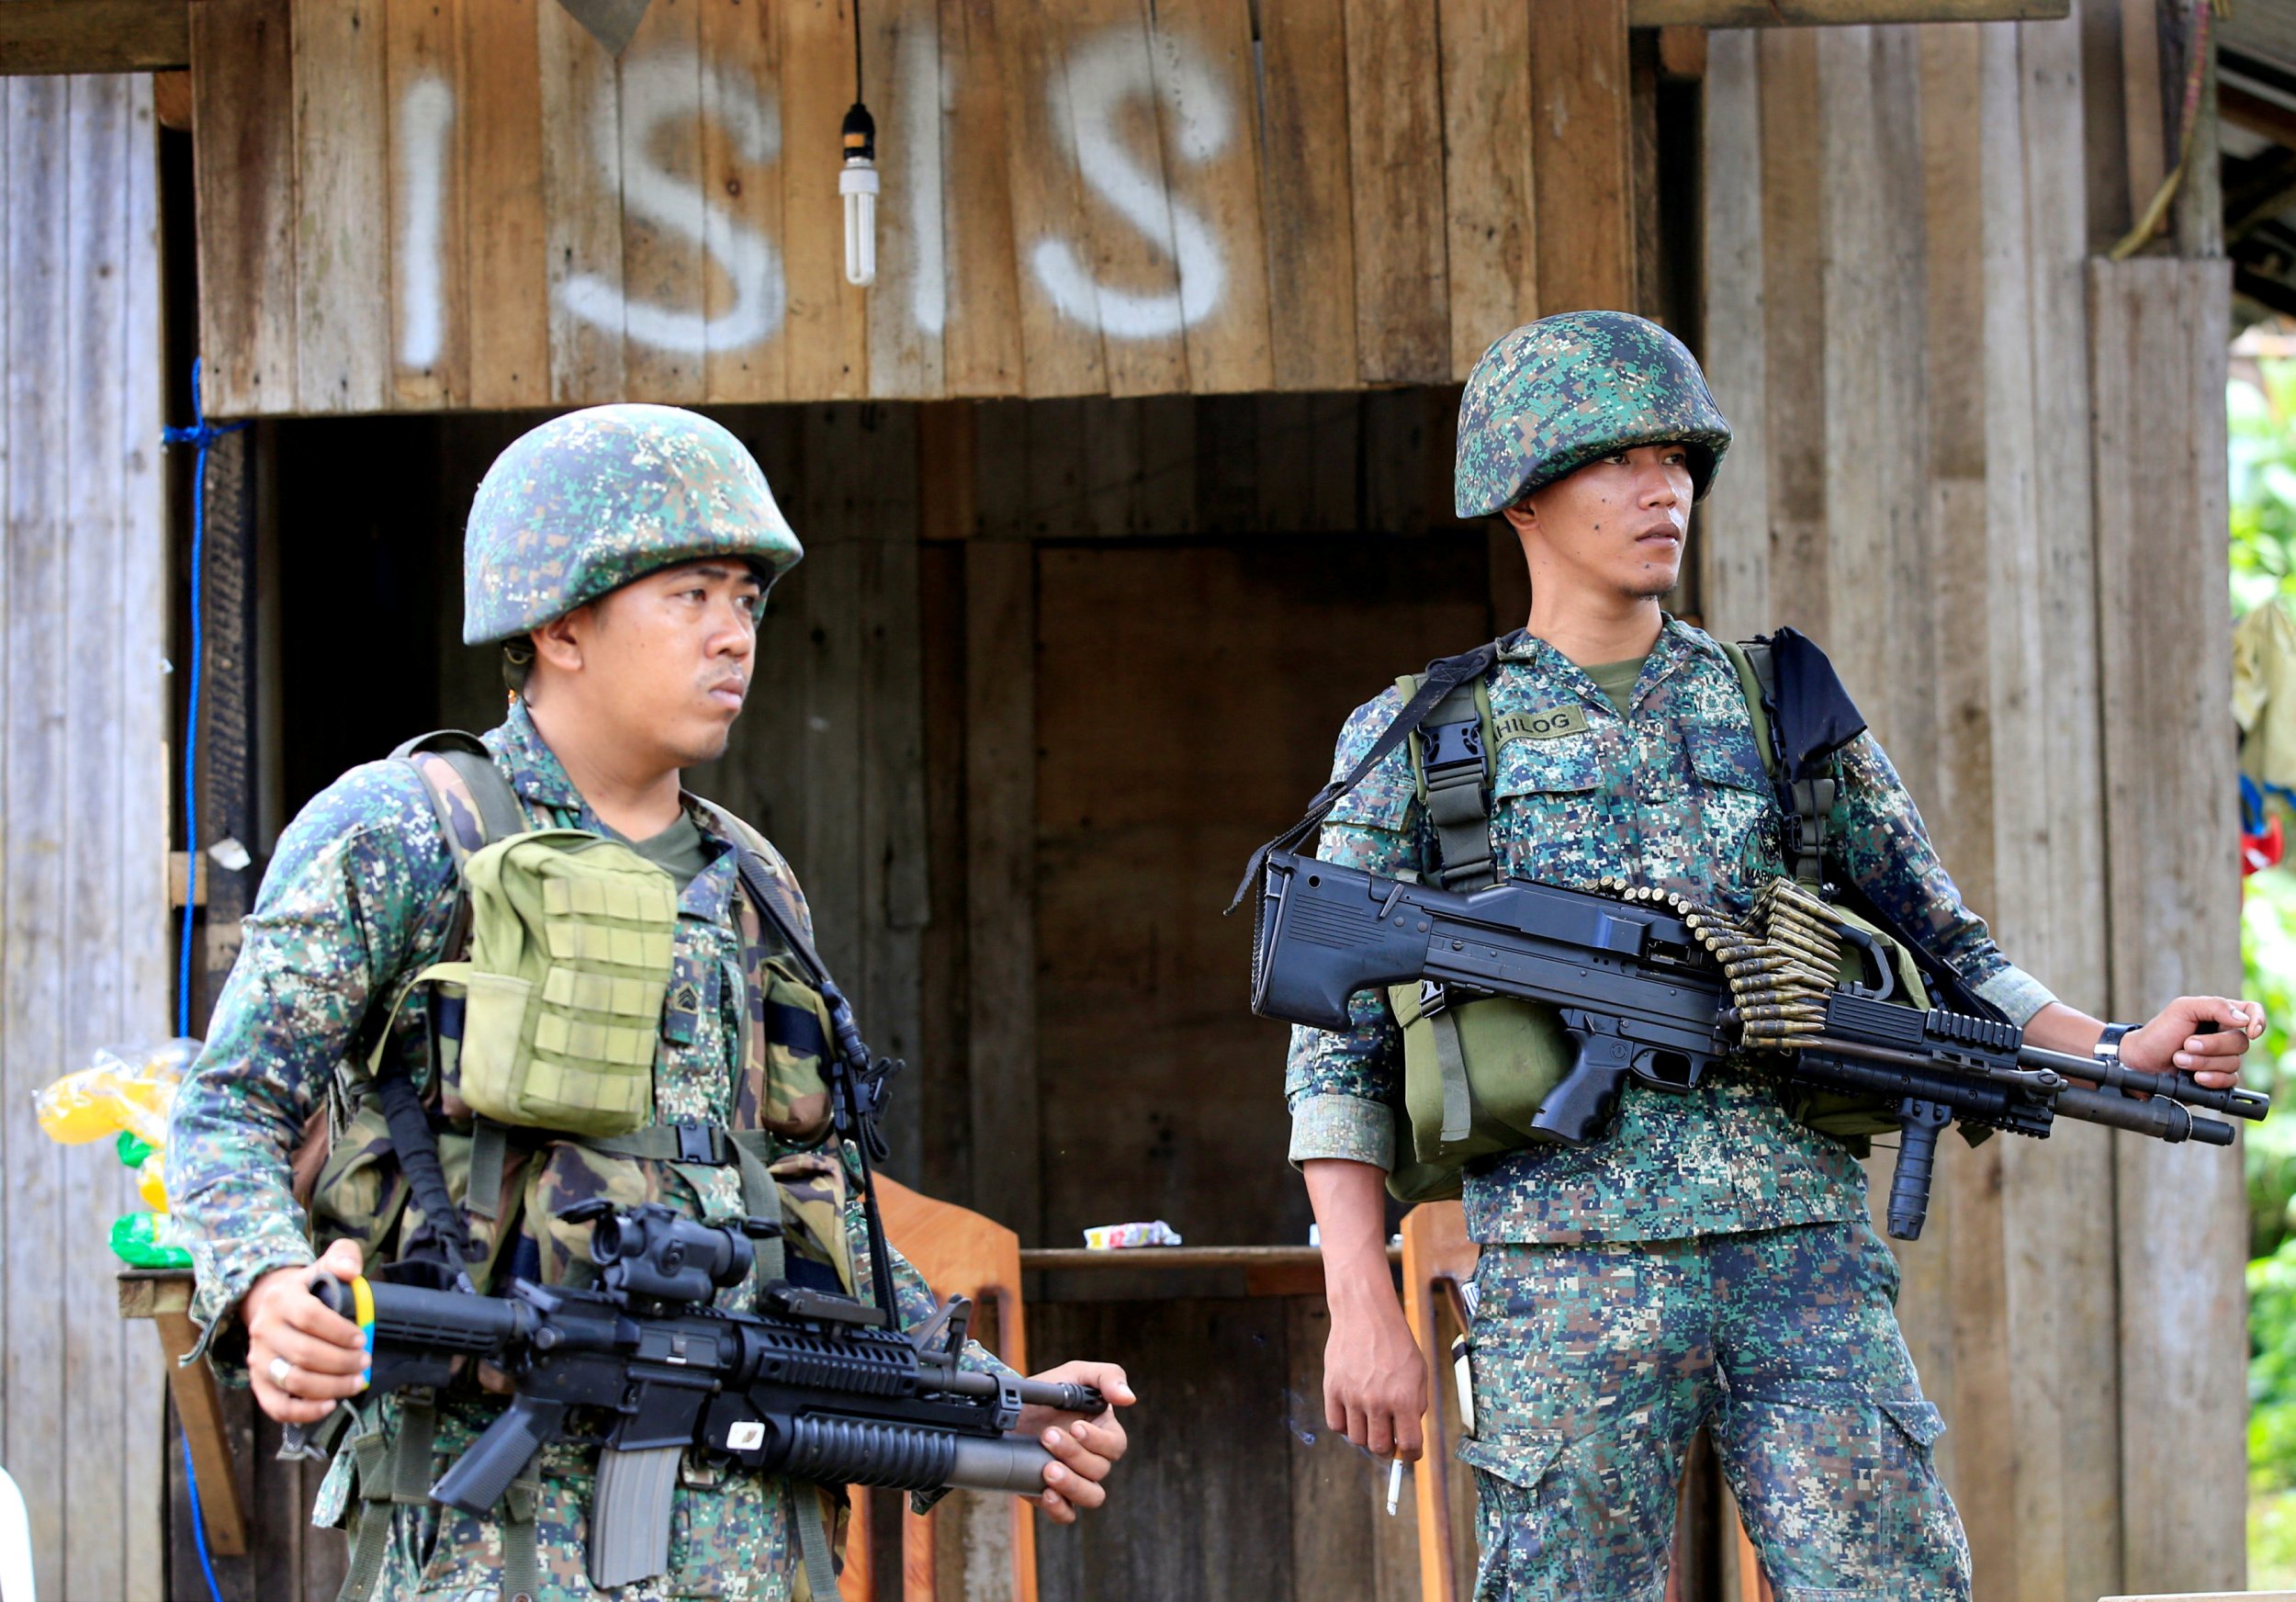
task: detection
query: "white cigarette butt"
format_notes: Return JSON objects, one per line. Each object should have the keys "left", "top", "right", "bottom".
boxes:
{"left": 1386, "top": 1456, "right": 1404, "bottom": 1516}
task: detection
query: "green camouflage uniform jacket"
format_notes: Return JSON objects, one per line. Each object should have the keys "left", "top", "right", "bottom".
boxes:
{"left": 1284, "top": 618, "right": 2055, "bottom": 1245}
{"left": 170, "top": 699, "right": 972, "bottom": 1599}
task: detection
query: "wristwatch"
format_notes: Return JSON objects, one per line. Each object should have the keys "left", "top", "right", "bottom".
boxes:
{"left": 2093, "top": 1021, "right": 2139, "bottom": 1064}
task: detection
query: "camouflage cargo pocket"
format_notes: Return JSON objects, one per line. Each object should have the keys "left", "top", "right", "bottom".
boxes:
{"left": 309, "top": 1098, "right": 411, "bottom": 1261}
{"left": 748, "top": 954, "right": 835, "bottom": 1145}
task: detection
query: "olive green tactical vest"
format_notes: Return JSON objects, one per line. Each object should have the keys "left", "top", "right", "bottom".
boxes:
{"left": 1383, "top": 639, "right": 1918, "bottom": 1205}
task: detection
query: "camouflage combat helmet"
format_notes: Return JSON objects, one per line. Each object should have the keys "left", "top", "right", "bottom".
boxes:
{"left": 1454, "top": 311, "right": 1731, "bottom": 518}
{"left": 463, "top": 403, "right": 802, "bottom": 646}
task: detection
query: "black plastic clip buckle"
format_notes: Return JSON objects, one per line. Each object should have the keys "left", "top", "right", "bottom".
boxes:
{"left": 1422, "top": 718, "right": 1485, "bottom": 773}
{"left": 674, "top": 1123, "right": 718, "bottom": 1165}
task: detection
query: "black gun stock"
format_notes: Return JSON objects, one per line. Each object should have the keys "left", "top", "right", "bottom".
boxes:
{"left": 1250, "top": 851, "right": 2263, "bottom": 1239}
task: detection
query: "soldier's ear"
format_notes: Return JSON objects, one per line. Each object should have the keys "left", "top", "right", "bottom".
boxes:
{"left": 530, "top": 611, "right": 588, "bottom": 676}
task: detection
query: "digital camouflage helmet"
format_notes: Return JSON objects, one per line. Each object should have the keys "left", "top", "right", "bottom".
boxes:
{"left": 1454, "top": 310, "right": 1731, "bottom": 518}
{"left": 463, "top": 403, "right": 802, "bottom": 646}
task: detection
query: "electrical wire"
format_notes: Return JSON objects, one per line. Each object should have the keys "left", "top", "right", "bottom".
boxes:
{"left": 160, "top": 357, "right": 246, "bottom": 1602}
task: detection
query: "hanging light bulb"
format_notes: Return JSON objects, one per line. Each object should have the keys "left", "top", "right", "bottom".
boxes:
{"left": 840, "top": 102, "right": 878, "bottom": 288}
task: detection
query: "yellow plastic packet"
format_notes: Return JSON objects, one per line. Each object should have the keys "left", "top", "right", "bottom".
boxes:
{"left": 35, "top": 1038, "right": 197, "bottom": 1148}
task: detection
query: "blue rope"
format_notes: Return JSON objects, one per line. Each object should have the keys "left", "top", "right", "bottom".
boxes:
{"left": 160, "top": 359, "right": 244, "bottom": 1602}
{"left": 160, "top": 358, "right": 248, "bottom": 1038}
{"left": 179, "top": 1434, "right": 225, "bottom": 1602}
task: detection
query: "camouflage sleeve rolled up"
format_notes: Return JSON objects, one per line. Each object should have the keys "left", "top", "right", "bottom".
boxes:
{"left": 1830, "top": 732, "right": 2055, "bottom": 1024}
{"left": 168, "top": 762, "right": 457, "bottom": 1371}
{"left": 1283, "top": 686, "right": 1425, "bottom": 1170}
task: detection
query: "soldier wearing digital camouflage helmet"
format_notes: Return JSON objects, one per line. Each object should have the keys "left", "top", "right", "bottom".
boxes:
{"left": 1287, "top": 313, "right": 2260, "bottom": 1598}
{"left": 170, "top": 405, "right": 1132, "bottom": 1601}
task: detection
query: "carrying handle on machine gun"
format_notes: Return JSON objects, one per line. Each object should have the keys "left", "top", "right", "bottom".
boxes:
{"left": 731, "top": 850, "right": 905, "bottom": 1326}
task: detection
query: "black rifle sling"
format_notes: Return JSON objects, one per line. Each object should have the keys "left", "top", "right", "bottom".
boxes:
{"left": 1229, "top": 638, "right": 1503, "bottom": 912}
{"left": 729, "top": 849, "right": 906, "bottom": 1328}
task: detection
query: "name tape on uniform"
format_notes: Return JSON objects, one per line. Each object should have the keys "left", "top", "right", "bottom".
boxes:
{"left": 1494, "top": 705, "right": 1590, "bottom": 746}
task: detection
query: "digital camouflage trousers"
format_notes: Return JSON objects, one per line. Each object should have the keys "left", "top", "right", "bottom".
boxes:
{"left": 1461, "top": 1220, "right": 1972, "bottom": 1602}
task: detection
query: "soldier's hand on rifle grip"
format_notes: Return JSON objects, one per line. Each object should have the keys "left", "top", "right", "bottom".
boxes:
{"left": 242, "top": 1237, "right": 370, "bottom": 1426}
{"left": 1018, "top": 1360, "right": 1135, "bottom": 1523}
{"left": 2115, "top": 997, "right": 2266, "bottom": 1089}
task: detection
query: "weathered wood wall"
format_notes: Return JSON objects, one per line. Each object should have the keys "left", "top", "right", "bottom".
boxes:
{"left": 185, "top": 0, "right": 1640, "bottom": 415}
{"left": 0, "top": 71, "right": 170, "bottom": 1602}
{"left": 1697, "top": 6, "right": 2245, "bottom": 1595}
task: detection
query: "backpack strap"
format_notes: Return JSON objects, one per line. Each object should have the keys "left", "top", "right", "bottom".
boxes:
{"left": 1719, "top": 633, "right": 1866, "bottom": 888}
{"left": 1400, "top": 671, "right": 1503, "bottom": 892}
{"left": 1230, "top": 639, "right": 1505, "bottom": 911}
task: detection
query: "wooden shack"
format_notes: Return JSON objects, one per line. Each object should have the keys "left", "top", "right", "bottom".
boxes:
{"left": 0, "top": 0, "right": 2257, "bottom": 1597}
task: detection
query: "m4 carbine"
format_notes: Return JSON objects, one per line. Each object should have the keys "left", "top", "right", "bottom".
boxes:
{"left": 304, "top": 1201, "right": 1102, "bottom": 1590}
{"left": 1250, "top": 851, "right": 2268, "bottom": 1239}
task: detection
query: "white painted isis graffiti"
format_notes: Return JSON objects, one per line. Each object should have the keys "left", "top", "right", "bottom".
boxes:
{"left": 391, "top": 28, "right": 1234, "bottom": 363}
{"left": 1029, "top": 29, "right": 1229, "bottom": 338}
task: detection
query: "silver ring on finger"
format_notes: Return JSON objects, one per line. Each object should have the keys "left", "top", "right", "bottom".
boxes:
{"left": 267, "top": 1354, "right": 295, "bottom": 1390}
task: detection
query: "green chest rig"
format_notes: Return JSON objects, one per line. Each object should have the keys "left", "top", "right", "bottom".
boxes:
{"left": 1381, "top": 630, "right": 1918, "bottom": 1204}
{"left": 311, "top": 731, "right": 897, "bottom": 1602}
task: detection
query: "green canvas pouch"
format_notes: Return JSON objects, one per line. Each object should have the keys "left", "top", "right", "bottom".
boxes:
{"left": 1384, "top": 982, "right": 1576, "bottom": 1204}
{"left": 380, "top": 829, "right": 681, "bottom": 1140}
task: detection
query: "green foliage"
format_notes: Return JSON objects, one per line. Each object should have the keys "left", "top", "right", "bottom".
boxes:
{"left": 2231, "top": 368, "right": 2296, "bottom": 619}
{"left": 2241, "top": 366, "right": 2296, "bottom": 1520}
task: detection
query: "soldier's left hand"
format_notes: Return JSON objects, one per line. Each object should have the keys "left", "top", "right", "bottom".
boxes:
{"left": 2118, "top": 997, "right": 2265, "bottom": 1089}
{"left": 1015, "top": 1360, "right": 1133, "bottom": 1523}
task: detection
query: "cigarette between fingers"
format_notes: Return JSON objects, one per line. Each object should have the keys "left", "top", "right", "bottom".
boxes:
{"left": 1387, "top": 1457, "right": 1404, "bottom": 1517}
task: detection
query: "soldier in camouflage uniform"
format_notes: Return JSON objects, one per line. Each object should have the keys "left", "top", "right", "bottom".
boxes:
{"left": 1288, "top": 312, "right": 2259, "bottom": 1601}
{"left": 171, "top": 404, "right": 1132, "bottom": 1601}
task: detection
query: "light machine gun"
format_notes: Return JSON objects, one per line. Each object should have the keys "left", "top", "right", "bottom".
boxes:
{"left": 1249, "top": 851, "right": 2268, "bottom": 1239}
{"left": 304, "top": 1202, "right": 1104, "bottom": 1590}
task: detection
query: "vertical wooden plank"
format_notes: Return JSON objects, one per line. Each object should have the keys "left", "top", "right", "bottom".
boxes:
{"left": 1756, "top": 28, "right": 1825, "bottom": 637}
{"left": 964, "top": 538, "right": 1040, "bottom": 1239}
{"left": 699, "top": 0, "right": 790, "bottom": 404}
{"left": 866, "top": 0, "right": 949, "bottom": 400}
{"left": 1697, "top": 28, "right": 1768, "bottom": 641}
{"left": 991, "top": 0, "right": 1105, "bottom": 397}
{"left": 118, "top": 73, "right": 170, "bottom": 1602}
{"left": 539, "top": 0, "right": 626, "bottom": 403}
{"left": 189, "top": 0, "right": 296, "bottom": 415}
{"left": 1145, "top": 0, "right": 1274, "bottom": 394}
{"left": 461, "top": 0, "right": 549, "bottom": 408}
{"left": 782, "top": 0, "right": 870, "bottom": 399}
{"left": 2009, "top": 17, "right": 2122, "bottom": 1602}
{"left": 1043, "top": 0, "right": 1187, "bottom": 398}
{"left": 858, "top": 407, "right": 929, "bottom": 1183}
{"left": 292, "top": 0, "right": 391, "bottom": 412}
{"left": 387, "top": 0, "right": 468, "bottom": 409}
{"left": 1868, "top": 28, "right": 1937, "bottom": 792}
{"left": 1342, "top": 0, "right": 1447, "bottom": 383}
{"left": 1529, "top": 0, "right": 1634, "bottom": 315}
{"left": 4, "top": 73, "right": 71, "bottom": 1596}
{"left": 2119, "top": 0, "right": 2164, "bottom": 210}
{"left": 1257, "top": 0, "right": 1358, "bottom": 391}
{"left": 61, "top": 74, "right": 129, "bottom": 1602}
{"left": 1437, "top": 0, "right": 1537, "bottom": 380}
{"left": 793, "top": 407, "right": 868, "bottom": 983}
{"left": 939, "top": 0, "right": 1027, "bottom": 396}
{"left": 2079, "top": 0, "right": 2134, "bottom": 250}
{"left": 1816, "top": 28, "right": 1889, "bottom": 720}
{"left": 2091, "top": 255, "right": 2243, "bottom": 1598}
{"left": 616, "top": 0, "right": 706, "bottom": 402}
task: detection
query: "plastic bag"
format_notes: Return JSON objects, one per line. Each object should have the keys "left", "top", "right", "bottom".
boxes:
{"left": 109, "top": 1211, "right": 192, "bottom": 1270}
{"left": 34, "top": 1038, "right": 197, "bottom": 1149}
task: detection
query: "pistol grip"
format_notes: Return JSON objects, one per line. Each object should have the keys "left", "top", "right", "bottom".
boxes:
{"left": 1527, "top": 1030, "right": 1634, "bottom": 1148}
{"left": 431, "top": 1395, "right": 566, "bottom": 1517}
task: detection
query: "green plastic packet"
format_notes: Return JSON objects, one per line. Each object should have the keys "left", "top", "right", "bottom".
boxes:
{"left": 110, "top": 1211, "right": 191, "bottom": 1269}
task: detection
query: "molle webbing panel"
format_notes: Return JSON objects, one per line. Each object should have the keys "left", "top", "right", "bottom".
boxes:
{"left": 456, "top": 830, "right": 680, "bottom": 1134}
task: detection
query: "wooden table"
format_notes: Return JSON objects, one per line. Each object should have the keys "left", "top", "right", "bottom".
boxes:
{"left": 117, "top": 1269, "right": 248, "bottom": 1556}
